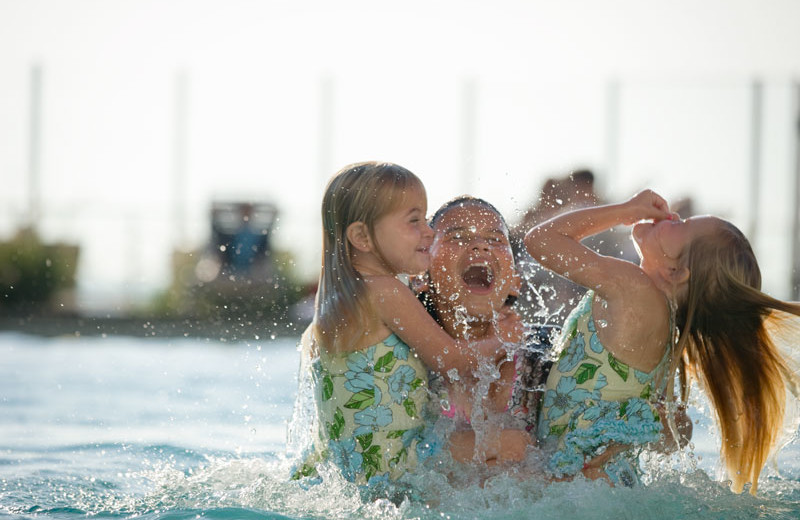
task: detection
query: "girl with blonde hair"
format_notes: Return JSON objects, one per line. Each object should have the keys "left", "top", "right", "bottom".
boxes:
{"left": 292, "top": 162, "right": 521, "bottom": 493}
{"left": 525, "top": 189, "right": 799, "bottom": 492}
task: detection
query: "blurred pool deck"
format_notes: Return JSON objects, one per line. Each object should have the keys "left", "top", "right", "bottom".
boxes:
{"left": 0, "top": 313, "right": 310, "bottom": 340}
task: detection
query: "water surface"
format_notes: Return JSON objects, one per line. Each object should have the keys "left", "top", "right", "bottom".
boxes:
{"left": 2, "top": 333, "right": 799, "bottom": 519}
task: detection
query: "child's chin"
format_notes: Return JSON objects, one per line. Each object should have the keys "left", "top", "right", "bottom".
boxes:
{"left": 460, "top": 293, "right": 501, "bottom": 317}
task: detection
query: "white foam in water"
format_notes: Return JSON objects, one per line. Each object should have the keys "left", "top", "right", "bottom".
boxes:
{"left": 115, "top": 453, "right": 798, "bottom": 519}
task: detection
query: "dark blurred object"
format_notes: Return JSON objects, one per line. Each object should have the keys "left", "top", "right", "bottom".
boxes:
{"left": 155, "top": 201, "right": 306, "bottom": 327}
{"left": 671, "top": 196, "right": 695, "bottom": 219}
{"left": 0, "top": 227, "right": 78, "bottom": 315}
{"left": 205, "top": 201, "right": 278, "bottom": 281}
{"left": 511, "top": 169, "right": 599, "bottom": 240}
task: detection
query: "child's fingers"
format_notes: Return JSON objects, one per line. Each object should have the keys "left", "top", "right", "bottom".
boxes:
{"left": 651, "top": 192, "right": 670, "bottom": 214}
{"left": 642, "top": 189, "right": 670, "bottom": 214}
{"left": 630, "top": 189, "right": 671, "bottom": 220}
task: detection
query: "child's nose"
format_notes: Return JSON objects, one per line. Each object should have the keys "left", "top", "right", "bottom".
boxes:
{"left": 470, "top": 236, "right": 490, "bottom": 250}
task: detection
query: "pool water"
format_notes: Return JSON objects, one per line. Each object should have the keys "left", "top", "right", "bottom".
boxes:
{"left": 2, "top": 333, "right": 799, "bottom": 519}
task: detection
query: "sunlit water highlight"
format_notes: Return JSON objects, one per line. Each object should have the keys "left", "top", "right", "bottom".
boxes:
{"left": 2, "top": 333, "right": 799, "bottom": 519}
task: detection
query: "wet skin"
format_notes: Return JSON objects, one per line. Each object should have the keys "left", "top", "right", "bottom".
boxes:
{"left": 424, "top": 202, "right": 522, "bottom": 440}
{"left": 427, "top": 203, "right": 517, "bottom": 338}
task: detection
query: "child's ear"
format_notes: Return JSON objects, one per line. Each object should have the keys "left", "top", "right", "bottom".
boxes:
{"left": 346, "top": 222, "right": 373, "bottom": 253}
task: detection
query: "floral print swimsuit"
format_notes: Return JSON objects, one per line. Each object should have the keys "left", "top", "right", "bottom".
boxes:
{"left": 537, "top": 290, "right": 672, "bottom": 485}
{"left": 293, "top": 334, "right": 438, "bottom": 487}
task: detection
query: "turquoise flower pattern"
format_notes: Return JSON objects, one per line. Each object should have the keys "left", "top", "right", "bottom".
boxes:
{"left": 353, "top": 405, "right": 393, "bottom": 436}
{"left": 557, "top": 333, "right": 586, "bottom": 373}
{"left": 538, "top": 291, "right": 671, "bottom": 483}
{"left": 328, "top": 438, "right": 363, "bottom": 482}
{"left": 586, "top": 314, "right": 605, "bottom": 354}
{"left": 344, "top": 345, "right": 381, "bottom": 404}
{"left": 543, "top": 376, "right": 592, "bottom": 421}
{"left": 384, "top": 333, "right": 410, "bottom": 361}
{"left": 387, "top": 364, "right": 417, "bottom": 404}
{"left": 293, "top": 334, "right": 435, "bottom": 486}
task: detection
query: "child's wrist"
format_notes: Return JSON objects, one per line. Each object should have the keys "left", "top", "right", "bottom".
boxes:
{"left": 614, "top": 201, "right": 640, "bottom": 226}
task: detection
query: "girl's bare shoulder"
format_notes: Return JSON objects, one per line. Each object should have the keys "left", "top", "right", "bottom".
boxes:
{"left": 592, "top": 258, "right": 653, "bottom": 300}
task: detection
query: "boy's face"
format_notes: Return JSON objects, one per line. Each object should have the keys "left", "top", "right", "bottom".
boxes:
{"left": 428, "top": 203, "right": 516, "bottom": 320}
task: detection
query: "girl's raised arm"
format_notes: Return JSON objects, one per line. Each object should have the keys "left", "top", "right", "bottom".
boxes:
{"left": 366, "top": 275, "right": 521, "bottom": 377}
{"left": 524, "top": 190, "right": 672, "bottom": 295}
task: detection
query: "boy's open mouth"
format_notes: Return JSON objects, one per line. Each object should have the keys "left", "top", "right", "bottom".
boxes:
{"left": 461, "top": 263, "right": 494, "bottom": 289}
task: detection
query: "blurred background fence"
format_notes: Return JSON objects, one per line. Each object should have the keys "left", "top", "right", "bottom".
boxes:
{"left": 2, "top": 2, "right": 800, "bottom": 333}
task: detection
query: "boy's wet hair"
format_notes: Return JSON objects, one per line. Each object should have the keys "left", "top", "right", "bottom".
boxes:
{"left": 428, "top": 195, "right": 509, "bottom": 231}
{"left": 420, "top": 195, "right": 510, "bottom": 325}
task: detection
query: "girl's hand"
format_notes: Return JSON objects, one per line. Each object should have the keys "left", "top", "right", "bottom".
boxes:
{"left": 622, "top": 189, "right": 672, "bottom": 225}
{"left": 581, "top": 444, "right": 628, "bottom": 484}
{"left": 652, "top": 401, "right": 693, "bottom": 453}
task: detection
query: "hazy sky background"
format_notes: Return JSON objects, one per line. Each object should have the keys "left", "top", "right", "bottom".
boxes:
{"left": 2, "top": 0, "right": 799, "bottom": 312}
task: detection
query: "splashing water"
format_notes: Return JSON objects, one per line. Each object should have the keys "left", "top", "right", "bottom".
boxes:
{"left": 2, "top": 333, "right": 799, "bottom": 520}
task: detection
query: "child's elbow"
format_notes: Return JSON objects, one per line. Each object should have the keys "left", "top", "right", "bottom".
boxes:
{"left": 524, "top": 227, "right": 547, "bottom": 259}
